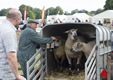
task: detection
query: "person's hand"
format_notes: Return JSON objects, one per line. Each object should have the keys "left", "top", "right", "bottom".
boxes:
{"left": 51, "top": 36, "right": 56, "bottom": 40}
{"left": 16, "top": 75, "right": 26, "bottom": 80}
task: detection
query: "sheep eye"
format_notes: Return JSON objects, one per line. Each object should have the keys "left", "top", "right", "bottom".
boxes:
{"left": 77, "top": 43, "right": 80, "bottom": 47}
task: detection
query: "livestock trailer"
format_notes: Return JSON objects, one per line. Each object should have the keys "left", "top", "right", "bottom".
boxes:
{"left": 26, "top": 23, "right": 112, "bottom": 80}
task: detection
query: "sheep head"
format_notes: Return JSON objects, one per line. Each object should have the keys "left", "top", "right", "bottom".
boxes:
{"left": 66, "top": 29, "right": 78, "bottom": 40}
{"left": 54, "top": 36, "right": 62, "bottom": 48}
{"left": 70, "top": 42, "right": 83, "bottom": 52}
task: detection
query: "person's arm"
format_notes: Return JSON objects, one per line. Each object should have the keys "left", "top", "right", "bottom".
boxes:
{"left": 7, "top": 52, "right": 26, "bottom": 80}
{"left": 3, "top": 32, "right": 26, "bottom": 80}
{"left": 28, "top": 30, "right": 56, "bottom": 44}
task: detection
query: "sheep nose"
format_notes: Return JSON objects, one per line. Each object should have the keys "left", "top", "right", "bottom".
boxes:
{"left": 54, "top": 46, "right": 58, "bottom": 49}
{"left": 74, "top": 35, "right": 77, "bottom": 40}
{"left": 70, "top": 48, "right": 73, "bottom": 52}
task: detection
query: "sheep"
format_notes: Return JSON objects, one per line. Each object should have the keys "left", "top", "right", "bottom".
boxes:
{"left": 65, "top": 29, "right": 85, "bottom": 75}
{"left": 53, "top": 36, "right": 66, "bottom": 72}
{"left": 70, "top": 40, "right": 95, "bottom": 59}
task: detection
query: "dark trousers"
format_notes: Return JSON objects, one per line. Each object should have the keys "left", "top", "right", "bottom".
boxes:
{"left": 18, "top": 59, "right": 35, "bottom": 80}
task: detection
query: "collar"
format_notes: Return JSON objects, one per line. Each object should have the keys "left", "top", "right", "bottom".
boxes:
{"left": 27, "top": 25, "right": 32, "bottom": 28}
{"left": 26, "top": 25, "right": 35, "bottom": 31}
{"left": 3, "top": 19, "right": 17, "bottom": 31}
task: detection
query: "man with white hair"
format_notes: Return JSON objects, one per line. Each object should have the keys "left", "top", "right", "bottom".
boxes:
{"left": 0, "top": 8, "right": 26, "bottom": 80}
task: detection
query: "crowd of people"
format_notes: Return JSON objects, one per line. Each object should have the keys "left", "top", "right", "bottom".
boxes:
{"left": 53, "top": 19, "right": 104, "bottom": 26}
{"left": 0, "top": 8, "right": 56, "bottom": 80}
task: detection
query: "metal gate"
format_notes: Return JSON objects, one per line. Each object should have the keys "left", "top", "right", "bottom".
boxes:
{"left": 27, "top": 45, "right": 47, "bottom": 80}
{"left": 85, "top": 24, "right": 111, "bottom": 80}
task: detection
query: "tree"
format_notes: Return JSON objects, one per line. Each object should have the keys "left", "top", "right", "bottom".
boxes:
{"left": 34, "top": 8, "right": 41, "bottom": 19}
{"left": 104, "top": 0, "right": 113, "bottom": 10}
{"left": 0, "top": 8, "right": 11, "bottom": 16}
{"left": 54, "top": 6, "right": 63, "bottom": 15}
{"left": 26, "top": 10, "right": 35, "bottom": 19}
{"left": 90, "top": 8, "right": 103, "bottom": 16}
{"left": 19, "top": 4, "right": 26, "bottom": 19}
{"left": 45, "top": 7, "right": 55, "bottom": 18}
{"left": 19, "top": 4, "right": 35, "bottom": 19}
{"left": 87, "top": 12, "right": 91, "bottom": 16}
{"left": 71, "top": 9, "right": 78, "bottom": 14}
{"left": 78, "top": 9, "right": 88, "bottom": 13}
{"left": 64, "top": 11, "right": 70, "bottom": 15}
{"left": 95, "top": 9, "right": 103, "bottom": 14}
{"left": 90, "top": 11, "right": 96, "bottom": 15}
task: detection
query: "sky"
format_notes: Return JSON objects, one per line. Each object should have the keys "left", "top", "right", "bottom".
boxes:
{"left": 0, "top": 0, "right": 106, "bottom": 13}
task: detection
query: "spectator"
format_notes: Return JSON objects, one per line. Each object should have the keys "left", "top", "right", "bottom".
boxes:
{"left": 85, "top": 20, "right": 88, "bottom": 22}
{"left": 104, "top": 20, "right": 106, "bottom": 24}
{"left": 20, "top": 21, "right": 27, "bottom": 30}
{"left": 75, "top": 20, "right": 77, "bottom": 22}
{"left": 17, "top": 19, "right": 56, "bottom": 79}
{"left": 93, "top": 22, "right": 96, "bottom": 24}
{"left": 78, "top": 19, "right": 81, "bottom": 22}
{"left": 43, "top": 21, "right": 46, "bottom": 26}
{"left": 0, "top": 8, "right": 26, "bottom": 80}
{"left": 54, "top": 20, "right": 58, "bottom": 23}
{"left": 98, "top": 21, "right": 103, "bottom": 26}
{"left": 58, "top": 19, "right": 62, "bottom": 23}
{"left": 41, "top": 22, "right": 43, "bottom": 28}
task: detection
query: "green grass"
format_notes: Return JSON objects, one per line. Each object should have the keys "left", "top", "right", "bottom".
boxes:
{"left": 18, "top": 62, "right": 23, "bottom": 75}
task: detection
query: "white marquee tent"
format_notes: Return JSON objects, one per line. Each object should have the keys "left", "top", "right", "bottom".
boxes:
{"left": 73, "top": 13, "right": 92, "bottom": 22}
{"left": 92, "top": 10, "right": 113, "bottom": 24}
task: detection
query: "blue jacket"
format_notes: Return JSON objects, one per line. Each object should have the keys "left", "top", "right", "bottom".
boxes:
{"left": 17, "top": 25, "right": 53, "bottom": 61}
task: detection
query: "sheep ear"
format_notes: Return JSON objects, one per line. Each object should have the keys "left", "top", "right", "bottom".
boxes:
{"left": 57, "top": 36, "right": 62, "bottom": 39}
{"left": 64, "top": 31, "right": 69, "bottom": 33}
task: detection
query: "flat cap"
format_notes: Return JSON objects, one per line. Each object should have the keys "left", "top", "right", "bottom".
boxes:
{"left": 28, "top": 19, "right": 39, "bottom": 24}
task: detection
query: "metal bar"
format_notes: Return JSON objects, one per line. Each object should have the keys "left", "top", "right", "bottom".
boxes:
{"left": 93, "top": 74, "right": 96, "bottom": 80}
{"left": 88, "top": 60, "right": 96, "bottom": 79}
{"left": 100, "top": 47, "right": 111, "bottom": 55}
{"left": 45, "top": 45, "right": 47, "bottom": 76}
{"left": 96, "top": 29, "right": 101, "bottom": 80}
{"left": 27, "top": 45, "right": 45, "bottom": 64}
{"left": 39, "top": 72, "right": 46, "bottom": 80}
{"left": 29, "top": 52, "right": 45, "bottom": 71}
{"left": 85, "top": 45, "right": 96, "bottom": 80}
{"left": 90, "top": 67, "right": 96, "bottom": 80}
{"left": 27, "top": 62, "right": 30, "bottom": 80}
{"left": 85, "top": 59, "right": 88, "bottom": 80}
{"left": 29, "top": 58, "right": 46, "bottom": 79}
{"left": 86, "top": 45, "right": 96, "bottom": 65}
{"left": 33, "top": 65, "right": 46, "bottom": 80}
{"left": 87, "top": 54, "right": 96, "bottom": 71}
